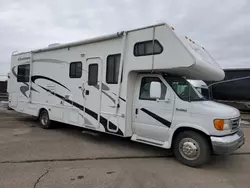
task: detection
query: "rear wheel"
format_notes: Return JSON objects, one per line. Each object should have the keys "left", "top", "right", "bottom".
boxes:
{"left": 39, "top": 109, "right": 52, "bottom": 129}
{"left": 173, "top": 130, "right": 211, "bottom": 167}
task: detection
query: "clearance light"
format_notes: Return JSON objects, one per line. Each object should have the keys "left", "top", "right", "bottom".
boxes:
{"left": 185, "top": 36, "right": 188, "bottom": 39}
{"left": 171, "top": 26, "right": 175, "bottom": 30}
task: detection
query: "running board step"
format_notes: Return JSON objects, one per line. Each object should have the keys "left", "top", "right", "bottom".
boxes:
{"left": 131, "top": 134, "right": 170, "bottom": 149}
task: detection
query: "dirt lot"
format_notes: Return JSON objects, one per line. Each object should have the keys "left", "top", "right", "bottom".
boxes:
{"left": 0, "top": 108, "right": 250, "bottom": 188}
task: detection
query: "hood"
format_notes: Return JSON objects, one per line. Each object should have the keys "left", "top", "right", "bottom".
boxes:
{"left": 191, "top": 101, "right": 240, "bottom": 119}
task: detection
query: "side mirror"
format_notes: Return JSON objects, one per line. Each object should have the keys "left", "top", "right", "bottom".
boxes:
{"left": 150, "top": 82, "right": 161, "bottom": 99}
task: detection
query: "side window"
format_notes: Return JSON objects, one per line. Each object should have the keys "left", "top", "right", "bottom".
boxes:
{"left": 139, "top": 77, "right": 167, "bottom": 100}
{"left": 134, "top": 40, "right": 163, "bottom": 56}
{"left": 106, "top": 54, "right": 121, "bottom": 84}
{"left": 69, "top": 62, "right": 82, "bottom": 78}
{"left": 17, "top": 64, "right": 30, "bottom": 82}
{"left": 88, "top": 64, "right": 98, "bottom": 86}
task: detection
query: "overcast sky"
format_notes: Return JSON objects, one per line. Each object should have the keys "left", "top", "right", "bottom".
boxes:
{"left": 0, "top": 0, "right": 250, "bottom": 80}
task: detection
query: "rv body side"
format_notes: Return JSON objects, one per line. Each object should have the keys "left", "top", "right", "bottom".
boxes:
{"left": 10, "top": 37, "right": 130, "bottom": 136}
{"left": 8, "top": 23, "right": 202, "bottom": 138}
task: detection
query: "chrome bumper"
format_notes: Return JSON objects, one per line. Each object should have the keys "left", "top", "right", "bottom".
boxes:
{"left": 211, "top": 129, "right": 245, "bottom": 155}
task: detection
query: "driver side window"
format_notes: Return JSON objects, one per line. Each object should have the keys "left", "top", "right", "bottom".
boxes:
{"left": 139, "top": 77, "right": 167, "bottom": 100}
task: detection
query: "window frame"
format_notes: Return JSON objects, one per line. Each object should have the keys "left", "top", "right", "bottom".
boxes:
{"left": 106, "top": 53, "right": 121, "bottom": 84}
{"left": 139, "top": 77, "right": 167, "bottom": 101}
{"left": 17, "top": 64, "right": 30, "bottom": 82}
{"left": 88, "top": 63, "right": 98, "bottom": 86}
{"left": 134, "top": 40, "right": 163, "bottom": 57}
{"left": 69, "top": 61, "right": 82, "bottom": 78}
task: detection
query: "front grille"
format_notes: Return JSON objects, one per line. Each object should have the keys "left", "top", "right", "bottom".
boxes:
{"left": 231, "top": 118, "right": 240, "bottom": 130}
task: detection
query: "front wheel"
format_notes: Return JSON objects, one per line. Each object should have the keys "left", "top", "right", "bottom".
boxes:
{"left": 173, "top": 131, "right": 211, "bottom": 167}
{"left": 39, "top": 109, "right": 52, "bottom": 129}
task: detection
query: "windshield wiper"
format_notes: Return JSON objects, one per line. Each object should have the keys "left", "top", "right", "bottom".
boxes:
{"left": 190, "top": 97, "right": 207, "bottom": 101}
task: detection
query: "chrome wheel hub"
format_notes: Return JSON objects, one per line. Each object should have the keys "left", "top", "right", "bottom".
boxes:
{"left": 179, "top": 138, "right": 200, "bottom": 160}
{"left": 41, "top": 114, "right": 48, "bottom": 125}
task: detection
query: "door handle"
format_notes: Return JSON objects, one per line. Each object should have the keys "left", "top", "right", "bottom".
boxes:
{"left": 82, "top": 88, "right": 85, "bottom": 98}
{"left": 135, "top": 108, "right": 138, "bottom": 115}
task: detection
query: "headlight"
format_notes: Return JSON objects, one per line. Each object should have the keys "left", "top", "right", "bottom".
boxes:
{"left": 214, "top": 119, "right": 232, "bottom": 131}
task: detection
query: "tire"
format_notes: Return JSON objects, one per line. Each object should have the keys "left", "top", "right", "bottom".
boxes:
{"left": 39, "top": 109, "right": 52, "bottom": 129}
{"left": 173, "top": 130, "right": 211, "bottom": 167}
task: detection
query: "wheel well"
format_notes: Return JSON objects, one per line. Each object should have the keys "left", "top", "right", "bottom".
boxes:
{"left": 171, "top": 127, "right": 212, "bottom": 148}
{"left": 38, "top": 108, "right": 47, "bottom": 117}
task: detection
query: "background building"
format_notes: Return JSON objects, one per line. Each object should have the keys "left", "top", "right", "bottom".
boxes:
{"left": 206, "top": 68, "right": 250, "bottom": 112}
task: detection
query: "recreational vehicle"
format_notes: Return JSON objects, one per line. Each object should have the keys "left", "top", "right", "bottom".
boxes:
{"left": 8, "top": 23, "right": 244, "bottom": 167}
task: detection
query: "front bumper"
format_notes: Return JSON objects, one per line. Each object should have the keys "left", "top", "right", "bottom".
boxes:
{"left": 211, "top": 129, "right": 245, "bottom": 155}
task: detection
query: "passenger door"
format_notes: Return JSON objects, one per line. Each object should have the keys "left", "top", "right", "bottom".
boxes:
{"left": 132, "top": 75, "right": 174, "bottom": 142}
{"left": 83, "top": 58, "right": 102, "bottom": 129}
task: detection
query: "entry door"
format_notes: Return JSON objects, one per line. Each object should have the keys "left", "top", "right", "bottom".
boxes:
{"left": 83, "top": 58, "right": 102, "bottom": 129}
{"left": 132, "top": 75, "right": 174, "bottom": 142}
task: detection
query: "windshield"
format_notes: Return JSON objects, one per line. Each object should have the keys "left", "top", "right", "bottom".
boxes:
{"left": 194, "top": 87, "right": 209, "bottom": 99}
{"left": 164, "top": 76, "right": 206, "bottom": 101}
{"left": 200, "top": 88, "right": 209, "bottom": 99}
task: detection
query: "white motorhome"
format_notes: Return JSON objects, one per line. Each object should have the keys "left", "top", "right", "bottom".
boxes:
{"left": 9, "top": 23, "right": 244, "bottom": 167}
